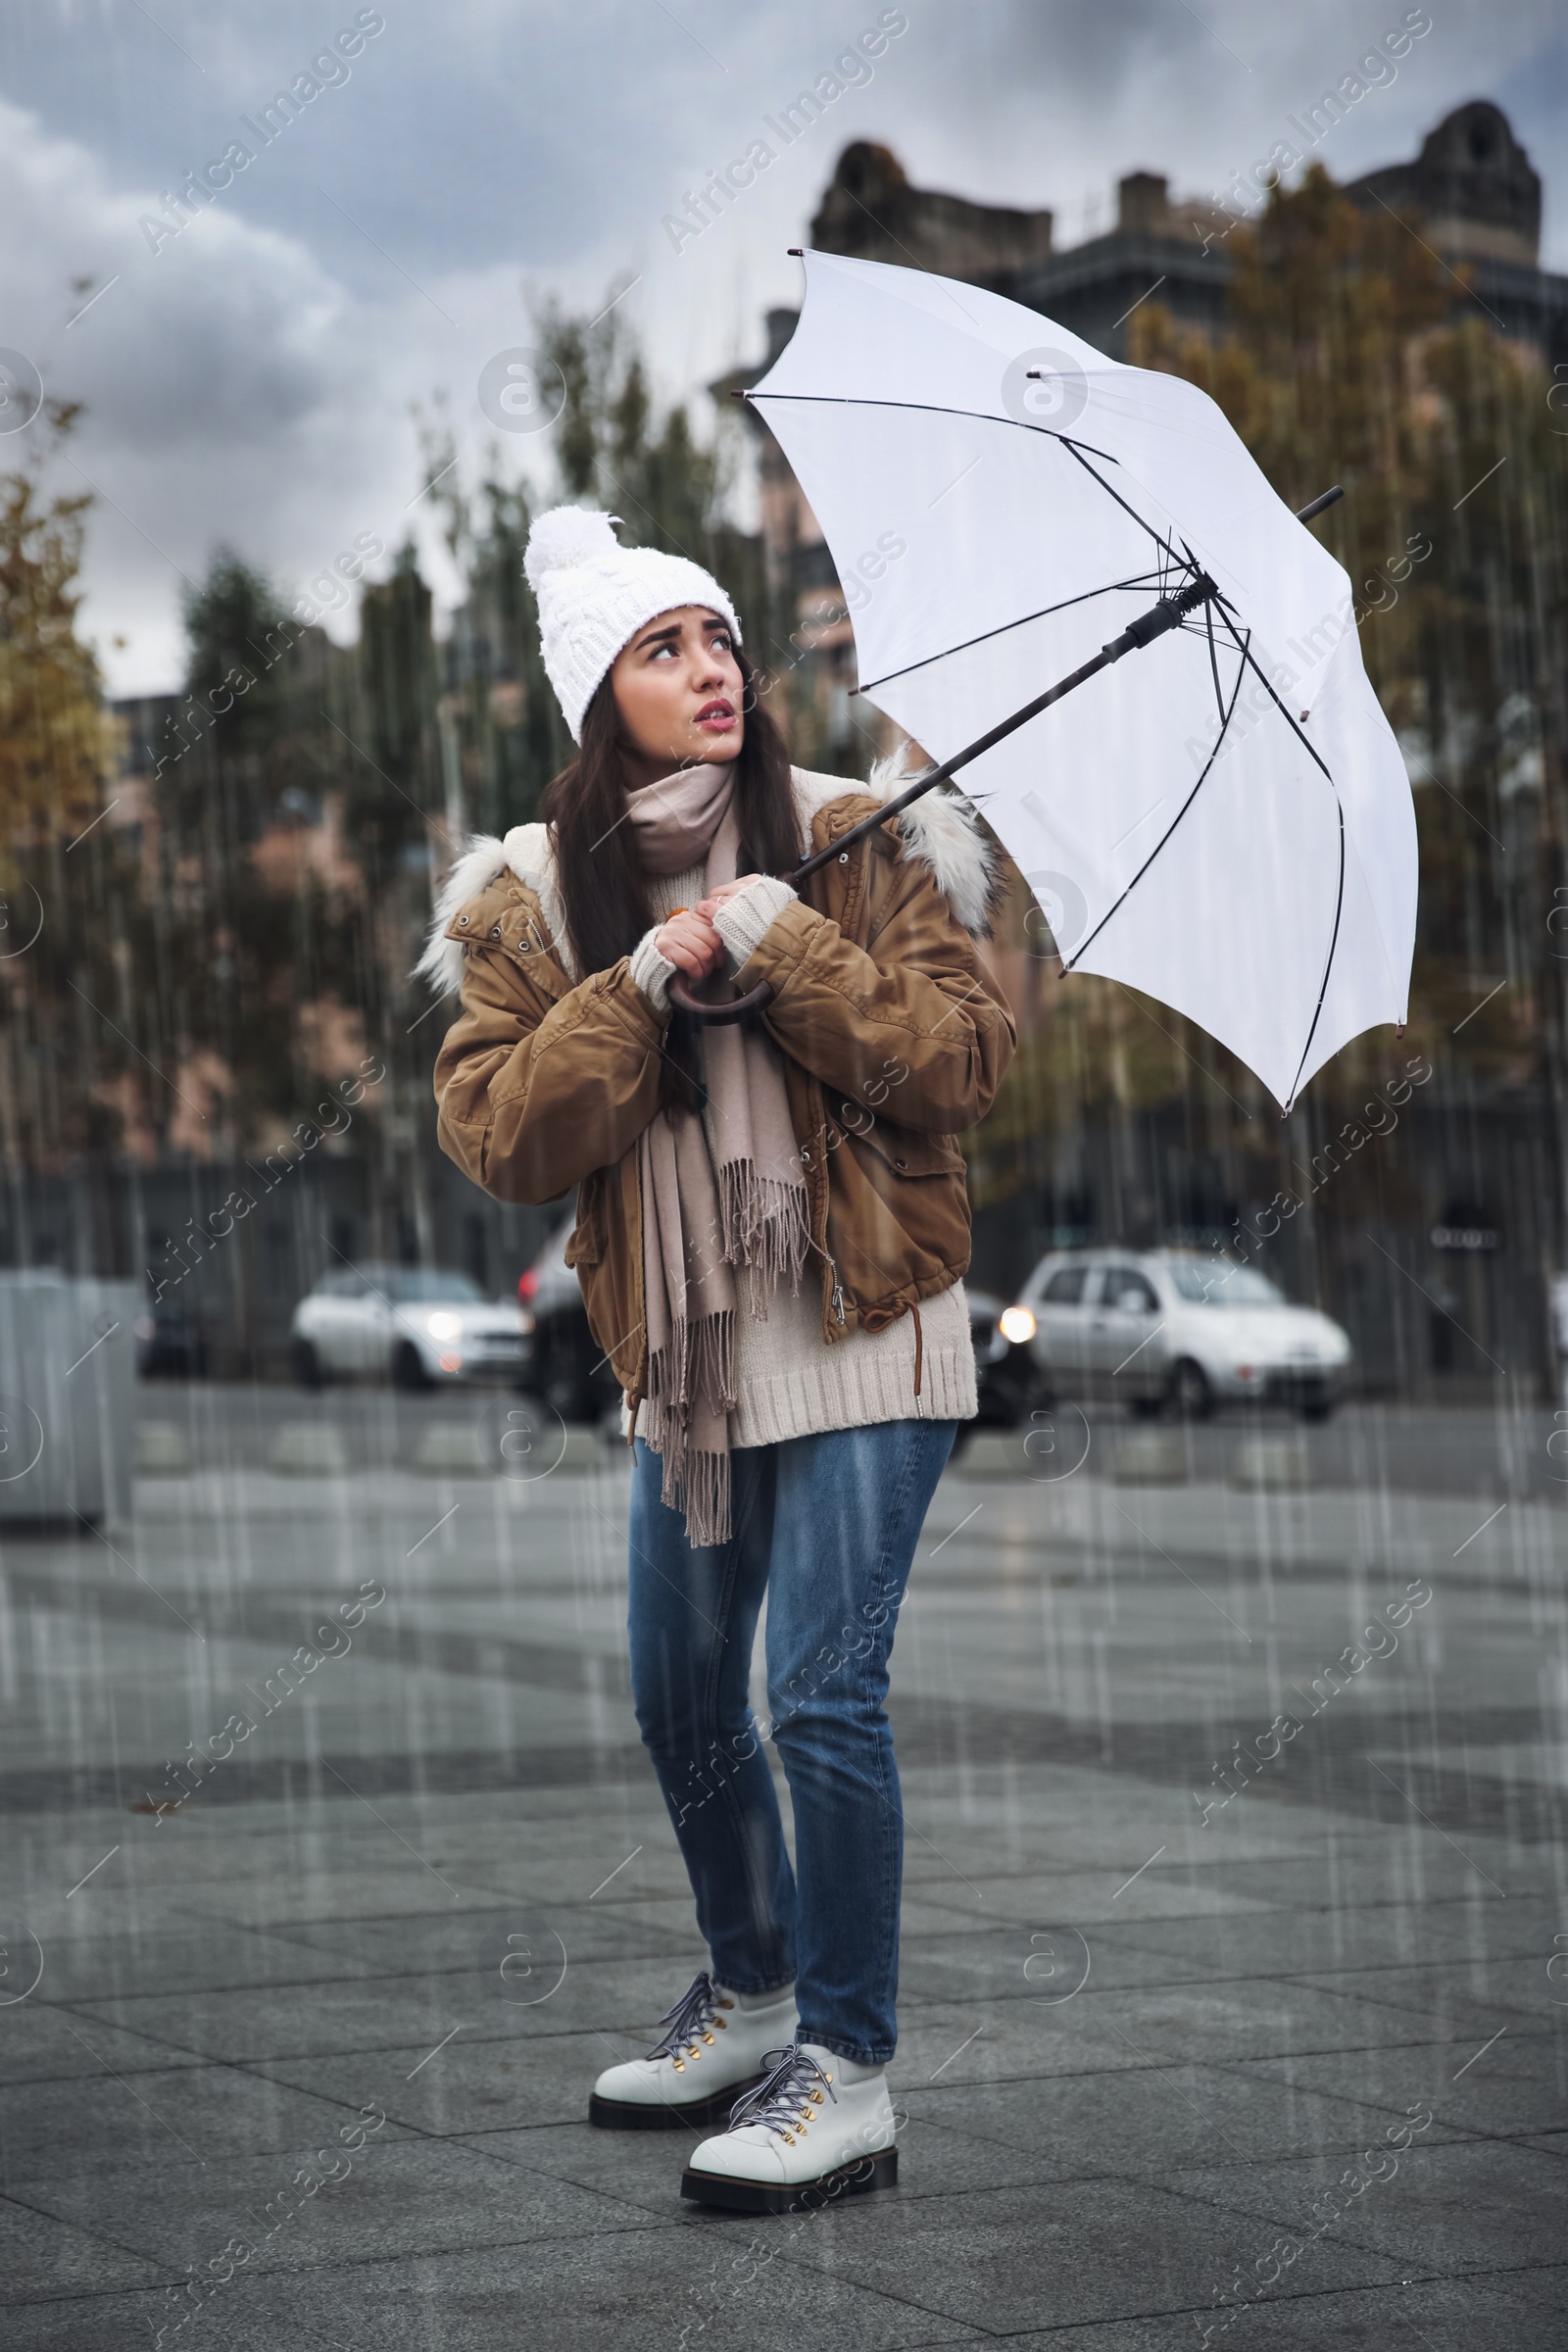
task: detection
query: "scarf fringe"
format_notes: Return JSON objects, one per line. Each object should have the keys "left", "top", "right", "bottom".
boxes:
{"left": 659, "top": 1443, "right": 731, "bottom": 1549}
{"left": 717, "top": 1162, "right": 812, "bottom": 1318}
{"left": 644, "top": 1306, "right": 736, "bottom": 1547}
{"left": 644, "top": 1317, "right": 738, "bottom": 1401}
{"left": 643, "top": 1307, "right": 733, "bottom": 1411}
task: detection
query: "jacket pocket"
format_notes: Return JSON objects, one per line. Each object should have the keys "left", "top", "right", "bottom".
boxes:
{"left": 564, "top": 1171, "right": 608, "bottom": 1269}
{"left": 838, "top": 1116, "right": 965, "bottom": 1180}
{"left": 827, "top": 1114, "right": 971, "bottom": 1318}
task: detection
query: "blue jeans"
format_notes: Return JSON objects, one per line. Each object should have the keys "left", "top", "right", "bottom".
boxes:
{"left": 626, "top": 1418, "right": 956, "bottom": 2067}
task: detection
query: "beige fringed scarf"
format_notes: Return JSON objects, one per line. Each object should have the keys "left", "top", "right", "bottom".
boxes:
{"left": 629, "top": 763, "right": 810, "bottom": 1545}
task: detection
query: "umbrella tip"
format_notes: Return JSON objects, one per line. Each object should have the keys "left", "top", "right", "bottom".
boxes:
{"left": 1296, "top": 485, "right": 1345, "bottom": 524}
{"left": 787, "top": 247, "right": 804, "bottom": 257}
{"left": 729, "top": 388, "right": 747, "bottom": 399}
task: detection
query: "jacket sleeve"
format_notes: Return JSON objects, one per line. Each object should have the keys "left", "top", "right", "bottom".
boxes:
{"left": 433, "top": 942, "right": 669, "bottom": 1203}
{"left": 734, "top": 841, "right": 1016, "bottom": 1134}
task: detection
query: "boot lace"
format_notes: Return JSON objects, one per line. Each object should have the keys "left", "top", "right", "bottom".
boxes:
{"left": 647, "top": 1971, "right": 733, "bottom": 2070}
{"left": 726, "top": 2043, "right": 837, "bottom": 2142}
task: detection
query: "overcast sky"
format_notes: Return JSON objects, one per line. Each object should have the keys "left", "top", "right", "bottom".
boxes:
{"left": 5, "top": 0, "right": 1563, "bottom": 695}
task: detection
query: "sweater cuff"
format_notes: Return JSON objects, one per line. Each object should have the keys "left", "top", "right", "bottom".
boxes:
{"left": 628, "top": 925, "right": 677, "bottom": 1016}
{"left": 712, "top": 876, "right": 799, "bottom": 972}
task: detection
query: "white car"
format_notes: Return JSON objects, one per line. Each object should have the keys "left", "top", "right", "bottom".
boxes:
{"left": 290, "top": 1265, "right": 533, "bottom": 1390}
{"left": 1001, "top": 1249, "right": 1351, "bottom": 1420}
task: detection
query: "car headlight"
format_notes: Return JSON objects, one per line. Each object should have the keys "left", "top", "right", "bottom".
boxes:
{"left": 999, "top": 1305, "right": 1036, "bottom": 1345}
{"left": 426, "top": 1310, "right": 463, "bottom": 1343}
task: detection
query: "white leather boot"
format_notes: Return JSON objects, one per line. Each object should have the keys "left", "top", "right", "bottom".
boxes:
{"left": 589, "top": 1972, "right": 797, "bottom": 2130}
{"left": 681, "top": 2041, "right": 898, "bottom": 2211}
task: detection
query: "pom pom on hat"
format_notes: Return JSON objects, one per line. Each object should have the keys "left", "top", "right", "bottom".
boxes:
{"left": 522, "top": 505, "right": 622, "bottom": 590}
{"left": 522, "top": 504, "right": 741, "bottom": 742}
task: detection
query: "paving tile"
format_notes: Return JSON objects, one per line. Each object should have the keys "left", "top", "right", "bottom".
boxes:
{"left": 254, "top": 2029, "right": 615, "bottom": 2136}
{"left": 1058, "top": 1977, "right": 1438, "bottom": 2068}
{"left": 0, "top": 2194, "right": 173, "bottom": 2302}
{"left": 162, "top": 1865, "right": 518, "bottom": 1930}
{"left": 898, "top": 2057, "right": 1410, "bottom": 2176}
{"left": 1193, "top": 1850, "right": 1556, "bottom": 1911}
{"left": 1290, "top": 1956, "right": 1568, "bottom": 2037}
{"left": 898, "top": 1923, "right": 1187, "bottom": 2003}
{"left": 1155, "top": 2137, "right": 1568, "bottom": 2278}
{"left": 969, "top": 2262, "right": 1568, "bottom": 2348}
{"left": 459, "top": 2118, "right": 728, "bottom": 2212}
{"left": 1103, "top": 1894, "right": 1563, "bottom": 1981}
{"left": 66, "top": 1976, "right": 490, "bottom": 2066}
{"left": 0, "top": 2003, "right": 206, "bottom": 2087}
{"left": 15, "top": 2132, "right": 655, "bottom": 2280}
{"left": 907, "top": 1868, "right": 1270, "bottom": 1928}
{"left": 1223, "top": 2033, "right": 1568, "bottom": 2141}
{"left": 891, "top": 2000, "right": 1152, "bottom": 2087}
{"left": 770, "top": 2175, "right": 1408, "bottom": 2337}
{"left": 0, "top": 2059, "right": 416, "bottom": 2188}
{"left": 71, "top": 1950, "right": 743, "bottom": 2070}
{"left": 2, "top": 2229, "right": 986, "bottom": 2350}
{"left": 17, "top": 1922, "right": 379, "bottom": 2002}
{"left": 273, "top": 1896, "right": 697, "bottom": 1977}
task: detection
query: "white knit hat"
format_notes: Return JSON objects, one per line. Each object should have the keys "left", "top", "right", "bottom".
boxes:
{"left": 522, "top": 506, "right": 742, "bottom": 742}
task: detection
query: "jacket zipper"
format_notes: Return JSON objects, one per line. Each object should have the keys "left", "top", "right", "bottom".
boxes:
{"left": 830, "top": 1275, "right": 846, "bottom": 1325}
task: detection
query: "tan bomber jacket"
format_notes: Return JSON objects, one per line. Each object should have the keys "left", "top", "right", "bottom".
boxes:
{"left": 421, "top": 765, "right": 1017, "bottom": 1418}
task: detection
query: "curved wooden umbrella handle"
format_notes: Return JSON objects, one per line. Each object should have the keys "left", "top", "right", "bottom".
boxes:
{"left": 667, "top": 973, "right": 776, "bottom": 1024}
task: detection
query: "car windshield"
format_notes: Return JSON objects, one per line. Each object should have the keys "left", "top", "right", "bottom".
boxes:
{"left": 1167, "top": 1261, "right": 1285, "bottom": 1307}
{"left": 376, "top": 1269, "right": 486, "bottom": 1303}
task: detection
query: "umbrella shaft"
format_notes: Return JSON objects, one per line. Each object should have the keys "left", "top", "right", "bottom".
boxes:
{"left": 789, "top": 483, "right": 1341, "bottom": 887}
{"left": 790, "top": 573, "right": 1214, "bottom": 884}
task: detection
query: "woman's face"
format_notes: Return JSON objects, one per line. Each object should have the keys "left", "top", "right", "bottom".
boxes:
{"left": 610, "top": 605, "right": 744, "bottom": 789}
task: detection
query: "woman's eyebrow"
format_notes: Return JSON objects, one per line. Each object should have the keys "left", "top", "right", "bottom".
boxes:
{"left": 635, "top": 622, "right": 683, "bottom": 652}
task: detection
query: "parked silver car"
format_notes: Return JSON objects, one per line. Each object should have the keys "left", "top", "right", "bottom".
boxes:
{"left": 290, "top": 1265, "right": 532, "bottom": 1390}
{"left": 1004, "top": 1249, "right": 1352, "bottom": 1420}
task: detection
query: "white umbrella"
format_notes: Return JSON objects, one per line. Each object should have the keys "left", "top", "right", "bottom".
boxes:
{"left": 718, "top": 251, "right": 1417, "bottom": 1111}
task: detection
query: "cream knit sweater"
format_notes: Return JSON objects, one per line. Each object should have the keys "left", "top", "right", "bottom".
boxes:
{"left": 622, "top": 862, "right": 977, "bottom": 1451}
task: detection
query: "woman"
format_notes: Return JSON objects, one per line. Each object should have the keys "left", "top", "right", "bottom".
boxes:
{"left": 423, "top": 506, "right": 1015, "bottom": 2211}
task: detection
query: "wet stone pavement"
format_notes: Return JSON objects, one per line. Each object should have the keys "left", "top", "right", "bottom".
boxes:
{"left": 2, "top": 1393, "right": 1565, "bottom": 2348}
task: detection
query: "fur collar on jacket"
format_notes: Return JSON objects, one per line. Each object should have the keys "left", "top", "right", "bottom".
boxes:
{"left": 416, "top": 751, "right": 1002, "bottom": 998}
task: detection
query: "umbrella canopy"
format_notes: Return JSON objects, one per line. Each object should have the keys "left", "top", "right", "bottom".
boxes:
{"left": 747, "top": 253, "right": 1417, "bottom": 1109}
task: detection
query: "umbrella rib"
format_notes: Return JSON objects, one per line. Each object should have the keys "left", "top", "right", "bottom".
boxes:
{"left": 752, "top": 388, "right": 1188, "bottom": 588}
{"left": 1202, "top": 595, "right": 1226, "bottom": 728}
{"left": 1206, "top": 605, "right": 1348, "bottom": 1106}
{"left": 855, "top": 572, "right": 1173, "bottom": 696}
{"left": 1061, "top": 647, "right": 1250, "bottom": 974}
{"left": 747, "top": 389, "right": 1122, "bottom": 469}
{"left": 1055, "top": 437, "right": 1189, "bottom": 569}
{"left": 1284, "top": 805, "right": 1347, "bottom": 1111}
{"left": 1210, "top": 603, "right": 1335, "bottom": 785}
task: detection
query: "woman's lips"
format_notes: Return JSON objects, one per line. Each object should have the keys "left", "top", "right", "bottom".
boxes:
{"left": 695, "top": 700, "right": 736, "bottom": 729}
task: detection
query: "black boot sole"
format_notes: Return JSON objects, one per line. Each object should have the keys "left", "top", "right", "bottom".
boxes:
{"left": 588, "top": 2072, "right": 768, "bottom": 2132}
{"left": 680, "top": 2142, "right": 898, "bottom": 2213}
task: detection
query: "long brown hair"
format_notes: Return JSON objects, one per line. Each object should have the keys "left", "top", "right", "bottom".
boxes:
{"left": 541, "top": 640, "right": 798, "bottom": 982}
